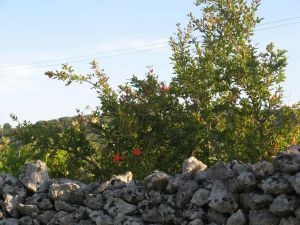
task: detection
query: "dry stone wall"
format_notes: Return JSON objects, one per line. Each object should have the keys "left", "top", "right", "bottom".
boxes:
{"left": 2, "top": 146, "right": 300, "bottom": 225}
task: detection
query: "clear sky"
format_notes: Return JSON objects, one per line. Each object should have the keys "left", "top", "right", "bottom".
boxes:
{"left": 0, "top": 0, "right": 300, "bottom": 125}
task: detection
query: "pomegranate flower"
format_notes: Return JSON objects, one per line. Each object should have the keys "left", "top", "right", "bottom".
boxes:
{"left": 291, "top": 138, "right": 298, "bottom": 145}
{"left": 113, "top": 153, "right": 120, "bottom": 162}
{"left": 114, "top": 153, "right": 125, "bottom": 162}
{"left": 162, "top": 85, "right": 169, "bottom": 91}
{"left": 133, "top": 148, "right": 142, "bottom": 156}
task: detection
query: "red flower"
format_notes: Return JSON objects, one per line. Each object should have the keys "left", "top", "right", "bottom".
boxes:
{"left": 162, "top": 85, "right": 169, "bottom": 91}
{"left": 113, "top": 153, "right": 120, "bottom": 162}
{"left": 113, "top": 153, "right": 125, "bottom": 162}
{"left": 291, "top": 138, "right": 298, "bottom": 145}
{"left": 133, "top": 148, "right": 142, "bottom": 156}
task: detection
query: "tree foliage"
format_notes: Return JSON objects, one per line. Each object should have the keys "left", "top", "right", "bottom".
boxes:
{"left": 2, "top": 0, "right": 300, "bottom": 181}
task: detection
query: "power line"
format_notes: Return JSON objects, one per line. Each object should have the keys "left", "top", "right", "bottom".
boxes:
{"left": 0, "top": 45, "right": 169, "bottom": 73}
{"left": 256, "top": 21, "right": 300, "bottom": 31}
{"left": 0, "top": 41, "right": 169, "bottom": 72}
{"left": 0, "top": 16, "right": 299, "bottom": 73}
{"left": 258, "top": 16, "right": 300, "bottom": 26}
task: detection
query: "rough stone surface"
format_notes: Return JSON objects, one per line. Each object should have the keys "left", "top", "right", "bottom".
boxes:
{"left": 249, "top": 209, "right": 280, "bottom": 225}
{"left": 182, "top": 156, "right": 207, "bottom": 174}
{"left": 226, "top": 209, "right": 247, "bottom": 225}
{"left": 19, "top": 160, "right": 50, "bottom": 193}
{"left": 1, "top": 147, "right": 300, "bottom": 224}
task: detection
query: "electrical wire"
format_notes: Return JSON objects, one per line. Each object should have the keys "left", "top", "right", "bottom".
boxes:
{"left": 256, "top": 21, "right": 300, "bottom": 31}
{"left": 0, "top": 45, "right": 169, "bottom": 73}
{"left": 0, "top": 42, "right": 169, "bottom": 72}
{"left": 257, "top": 16, "right": 300, "bottom": 26}
{"left": 0, "top": 16, "right": 299, "bottom": 73}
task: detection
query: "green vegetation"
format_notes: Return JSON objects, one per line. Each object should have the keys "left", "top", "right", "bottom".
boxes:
{"left": 1, "top": 0, "right": 300, "bottom": 182}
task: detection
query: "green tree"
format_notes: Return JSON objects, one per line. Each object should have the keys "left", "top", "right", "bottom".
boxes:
{"left": 44, "top": 0, "right": 300, "bottom": 178}
{"left": 6, "top": 114, "right": 101, "bottom": 182}
{"left": 169, "top": 0, "right": 293, "bottom": 163}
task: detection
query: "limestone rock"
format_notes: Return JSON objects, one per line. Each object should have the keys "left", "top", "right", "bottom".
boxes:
{"left": 182, "top": 156, "right": 207, "bottom": 174}
{"left": 226, "top": 209, "right": 247, "bottom": 225}
{"left": 114, "top": 214, "right": 144, "bottom": 225}
{"left": 273, "top": 148, "right": 300, "bottom": 173}
{"left": 54, "top": 200, "right": 76, "bottom": 212}
{"left": 0, "top": 218, "right": 20, "bottom": 225}
{"left": 207, "top": 208, "right": 227, "bottom": 225}
{"left": 260, "top": 175, "right": 293, "bottom": 195}
{"left": 279, "top": 217, "right": 300, "bottom": 225}
{"left": 252, "top": 161, "right": 274, "bottom": 178}
{"left": 3, "top": 194, "right": 24, "bottom": 218}
{"left": 288, "top": 172, "right": 300, "bottom": 195}
{"left": 249, "top": 209, "right": 280, "bottom": 225}
{"left": 17, "top": 204, "right": 40, "bottom": 218}
{"left": 191, "top": 188, "right": 210, "bottom": 206}
{"left": 84, "top": 194, "right": 104, "bottom": 209}
{"left": 95, "top": 172, "right": 133, "bottom": 193}
{"left": 239, "top": 192, "right": 274, "bottom": 210}
{"left": 89, "top": 210, "right": 113, "bottom": 225}
{"left": 269, "top": 194, "right": 296, "bottom": 216}
{"left": 144, "top": 170, "right": 170, "bottom": 191}
{"left": 188, "top": 218, "right": 205, "bottom": 225}
{"left": 122, "top": 181, "right": 145, "bottom": 203}
{"left": 19, "top": 160, "right": 50, "bottom": 193}
{"left": 48, "top": 179, "right": 86, "bottom": 204}
{"left": 231, "top": 172, "right": 257, "bottom": 191}
{"left": 104, "top": 198, "right": 137, "bottom": 217}
{"left": 208, "top": 182, "right": 238, "bottom": 213}
{"left": 138, "top": 200, "right": 161, "bottom": 223}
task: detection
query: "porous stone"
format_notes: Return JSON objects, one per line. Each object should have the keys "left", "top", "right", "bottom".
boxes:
{"left": 190, "top": 188, "right": 210, "bottom": 206}
{"left": 249, "top": 209, "right": 280, "bottom": 225}
{"left": 207, "top": 208, "right": 227, "bottom": 225}
{"left": 95, "top": 172, "right": 133, "bottom": 193}
{"left": 89, "top": 210, "right": 113, "bottom": 225}
{"left": 48, "top": 179, "right": 86, "bottom": 204}
{"left": 226, "top": 209, "right": 247, "bottom": 225}
{"left": 208, "top": 182, "right": 238, "bottom": 213}
{"left": 273, "top": 146, "right": 300, "bottom": 173}
{"left": 3, "top": 194, "right": 24, "bottom": 218}
{"left": 17, "top": 204, "right": 40, "bottom": 218}
{"left": 182, "top": 156, "right": 207, "bottom": 174}
{"left": 104, "top": 198, "right": 137, "bottom": 217}
{"left": 0, "top": 218, "right": 20, "bottom": 225}
{"left": 122, "top": 181, "right": 145, "bottom": 203}
{"left": 269, "top": 194, "right": 296, "bottom": 216}
{"left": 3, "top": 147, "right": 300, "bottom": 225}
{"left": 138, "top": 200, "right": 161, "bottom": 223}
{"left": 279, "top": 217, "right": 300, "bottom": 225}
{"left": 84, "top": 194, "right": 105, "bottom": 209}
{"left": 252, "top": 161, "right": 274, "bottom": 178}
{"left": 260, "top": 175, "right": 293, "bottom": 195}
{"left": 19, "top": 160, "right": 50, "bottom": 193}
{"left": 144, "top": 170, "right": 170, "bottom": 191}
{"left": 231, "top": 172, "right": 257, "bottom": 191}
{"left": 188, "top": 218, "right": 205, "bottom": 225}
{"left": 114, "top": 213, "right": 145, "bottom": 225}
{"left": 239, "top": 192, "right": 274, "bottom": 210}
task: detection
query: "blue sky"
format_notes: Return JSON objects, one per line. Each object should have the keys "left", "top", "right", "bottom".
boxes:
{"left": 0, "top": 0, "right": 300, "bottom": 125}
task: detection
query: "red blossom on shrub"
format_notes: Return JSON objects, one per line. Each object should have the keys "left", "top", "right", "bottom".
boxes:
{"left": 113, "top": 153, "right": 120, "bottom": 162}
{"left": 291, "top": 138, "right": 298, "bottom": 145}
{"left": 162, "top": 85, "right": 169, "bottom": 91}
{"left": 133, "top": 148, "right": 142, "bottom": 156}
{"left": 113, "top": 153, "right": 125, "bottom": 162}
